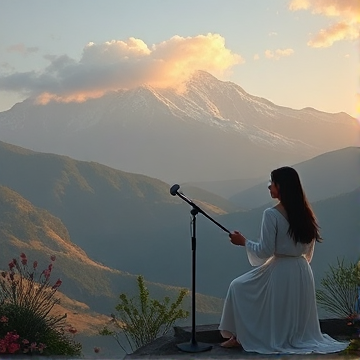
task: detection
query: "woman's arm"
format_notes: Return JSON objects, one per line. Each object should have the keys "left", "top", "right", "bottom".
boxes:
{"left": 245, "top": 209, "right": 277, "bottom": 266}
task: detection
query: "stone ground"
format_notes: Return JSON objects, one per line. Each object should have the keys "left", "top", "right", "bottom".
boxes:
{"left": 0, "top": 322, "right": 356, "bottom": 360}
{"left": 124, "top": 323, "right": 357, "bottom": 360}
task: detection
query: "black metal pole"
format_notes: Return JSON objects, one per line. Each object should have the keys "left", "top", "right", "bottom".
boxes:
{"left": 191, "top": 208, "right": 198, "bottom": 345}
{"left": 170, "top": 184, "right": 230, "bottom": 353}
{"left": 176, "top": 207, "right": 212, "bottom": 353}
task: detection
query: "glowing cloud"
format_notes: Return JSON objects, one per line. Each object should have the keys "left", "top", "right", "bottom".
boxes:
{"left": 308, "top": 21, "right": 359, "bottom": 47}
{"left": 264, "top": 48, "right": 294, "bottom": 60}
{"left": 0, "top": 34, "right": 244, "bottom": 105}
{"left": 289, "top": 0, "right": 360, "bottom": 47}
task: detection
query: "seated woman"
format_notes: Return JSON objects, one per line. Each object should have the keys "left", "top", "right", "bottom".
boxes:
{"left": 219, "top": 166, "right": 349, "bottom": 354}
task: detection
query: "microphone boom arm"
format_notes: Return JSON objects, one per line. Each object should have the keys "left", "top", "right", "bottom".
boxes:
{"left": 170, "top": 184, "right": 231, "bottom": 234}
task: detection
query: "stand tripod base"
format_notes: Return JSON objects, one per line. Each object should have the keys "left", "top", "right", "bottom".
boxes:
{"left": 177, "top": 340, "right": 213, "bottom": 353}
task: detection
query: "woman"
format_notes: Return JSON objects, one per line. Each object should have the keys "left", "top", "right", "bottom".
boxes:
{"left": 218, "top": 166, "right": 348, "bottom": 354}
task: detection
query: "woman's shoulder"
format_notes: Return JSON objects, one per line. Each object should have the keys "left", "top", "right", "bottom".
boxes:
{"left": 264, "top": 206, "right": 288, "bottom": 222}
{"left": 263, "top": 207, "right": 278, "bottom": 215}
{"left": 262, "top": 207, "right": 278, "bottom": 221}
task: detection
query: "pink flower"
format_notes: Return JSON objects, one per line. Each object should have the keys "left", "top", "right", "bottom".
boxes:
{"left": 68, "top": 326, "right": 77, "bottom": 334}
{"left": 20, "top": 253, "right": 26, "bottom": 259}
{"left": 0, "top": 316, "right": 8, "bottom": 323}
{"left": 8, "top": 262, "right": 14, "bottom": 270}
{"left": 42, "top": 269, "right": 51, "bottom": 280}
{"left": 21, "top": 258, "right": 27, "bottom": 265}
{"left": 94, "top": 346, "right": 100, "bottom": 353}
{"left": 48, "top": 263, "right": 53, "bottom": 270}
{"left": 52, "top": 279, "right": 62, "bottom": 289}
{"left": 22, "top": 339, "right": 29, "bottom": 345}
{"left": 6, "top": 331, "right": 19, "bottom": 342}
{"left": 50, "top": 255, "right": 56, "bottom": 261}
{"left": 38, "top": 343, "right": 46, "bottom": 353}
{"left": 33, "top": 261, "right": 38, "bottom": 269}
{"left": 29, "top": 342, "right": 37, "bottom": 351}
{"left": 8, "top": 342, "right": 20, "bottom": 354}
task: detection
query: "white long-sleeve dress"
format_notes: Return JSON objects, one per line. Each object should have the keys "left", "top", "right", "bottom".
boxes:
{"left": 218, "top": 207, "right": 349, "bottom": 354}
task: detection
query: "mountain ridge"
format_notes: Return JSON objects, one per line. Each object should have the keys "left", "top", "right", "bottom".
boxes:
{"left": 0, "top": 140, "right": 358, "bottom": 305}
{"left": 0, "top": 71, "right": 356, "bottom": 183}
{"left": 229, "top": 146, "right": 360, "bottom": 208}
{"left": 0, "top": 183, "right": 224, "bottom": 319}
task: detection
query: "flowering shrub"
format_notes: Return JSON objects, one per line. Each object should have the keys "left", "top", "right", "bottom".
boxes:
{"left": 0, "top": 328, "right": 46, "bottom": 354}
{"left": 0, "top": 253, "right": 81, "bottom": 356}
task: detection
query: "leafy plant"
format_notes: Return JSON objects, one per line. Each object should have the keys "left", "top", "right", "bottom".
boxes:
{"left": 0, "top": 253, "right": 81, "bottom": 356}
{"left": 316, "top": 258, "right": 360, "bottom": 318}
{"left": 100, "top": 275, "right": 189, "bottom": 353}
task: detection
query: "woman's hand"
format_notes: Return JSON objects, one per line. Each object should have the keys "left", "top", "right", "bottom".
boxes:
{"left": 229, "top": 231, "right": 246, "bottom": 246}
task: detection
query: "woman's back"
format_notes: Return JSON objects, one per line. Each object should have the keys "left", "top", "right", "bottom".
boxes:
{"left": 271, "top": 207, "right": 314, "bottom": 259}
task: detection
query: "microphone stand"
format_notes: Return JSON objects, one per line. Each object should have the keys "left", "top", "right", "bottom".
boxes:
{"left": 170, "top": 184, "right": 230, "bottom": 353}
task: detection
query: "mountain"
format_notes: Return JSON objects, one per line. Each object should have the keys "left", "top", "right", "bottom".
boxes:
{"left": 0, "top": 140, "right": 193, "bottom": 284}
{"left": 0, "top": 141, "right": 358, "bottom": 311}
{"left": 0, "top": 71, "right": 356, "bottom": 183}
{"left": 229, "top": 147, "right": 360, "bottom": 209}
{"left": 182, "top": 176, "right": 266, "bottom": 199}
{"left": 0, "top": 183, "right": 224, "bottom": 318}
{"left": 176, "top": 184, "right": 242, "bottom": 215}
{"left": 0, "top": 183, "right": 227, "bottom": 356}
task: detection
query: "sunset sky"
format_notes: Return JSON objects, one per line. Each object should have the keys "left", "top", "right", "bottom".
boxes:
{"left": 0, "top": 0, "right": 359, "bottom": 118}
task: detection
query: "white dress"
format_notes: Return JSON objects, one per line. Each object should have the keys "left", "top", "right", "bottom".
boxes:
{"left": 218, "top": 207, "right": 349, "bottom": 354}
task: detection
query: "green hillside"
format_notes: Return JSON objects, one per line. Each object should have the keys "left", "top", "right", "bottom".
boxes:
{"left": 229, "top": 146, "right": 360, "bottom": 209}
{"left": 0, "top": 140, "right": 358, "bottom": 312}
{"left": 0, "top": 185, "right": 223, "bottom": 324}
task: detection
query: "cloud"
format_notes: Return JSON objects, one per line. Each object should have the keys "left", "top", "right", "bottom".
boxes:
{"left": 264, "top": 48, "right": 295, "bottom": 60}
{"left": 6, "top": 43, "right": 39, "bottom": 55}
{"left": 289, "top": 0, "right": 360, "bottom": 47}
{"left": 307, "top": 21, "right": 359, "bottom": 47}
{"left": 0, "top": 34, "right": 243, "bottom": 105}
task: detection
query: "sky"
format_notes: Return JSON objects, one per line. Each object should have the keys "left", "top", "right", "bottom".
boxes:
{"left": 0, "top": 0, "right": 359, "bottom": 119}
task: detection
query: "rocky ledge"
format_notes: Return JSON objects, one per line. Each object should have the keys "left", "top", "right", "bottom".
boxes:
{"left": 125, "top": 319, "right": 355, "bottom": 359}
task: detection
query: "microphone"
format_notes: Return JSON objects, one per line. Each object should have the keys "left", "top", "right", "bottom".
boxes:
{"left": 170, "top": 184, "right": 180, "bottom": 196}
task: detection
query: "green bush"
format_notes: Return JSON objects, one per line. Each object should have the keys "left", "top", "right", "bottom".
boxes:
{"left": 316, "top": 258, "right": 360, "bottom": 355}
{"left": 100, "top": 275, "right": 189, "bottom": 353}
{"left": 316, "top": 258, "right": 360, "bottom": 318}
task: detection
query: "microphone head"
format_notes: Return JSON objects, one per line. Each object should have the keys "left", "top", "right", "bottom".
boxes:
{"left": 170, "top": 184, "right": 180, "bottom": 196}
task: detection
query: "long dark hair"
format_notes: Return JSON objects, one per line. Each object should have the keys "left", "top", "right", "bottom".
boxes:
{"left": 271, "top": 166, "right": 322, "bottom": 244}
